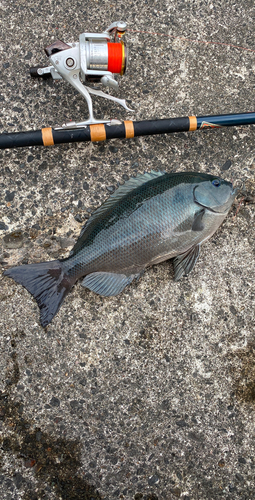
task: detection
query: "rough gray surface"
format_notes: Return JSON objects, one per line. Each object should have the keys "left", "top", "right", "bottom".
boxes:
{"left": 0, "top": 1, "right": 255, "bottom": 499}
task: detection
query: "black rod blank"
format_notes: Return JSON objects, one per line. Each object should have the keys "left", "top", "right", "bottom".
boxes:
{"left": 0, "top": 112, "right": 255, "bottom": 150}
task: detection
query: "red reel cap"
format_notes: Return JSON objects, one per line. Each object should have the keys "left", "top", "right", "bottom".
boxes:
{"left": 108, "top": 42, "right": 125, "bottom": 74}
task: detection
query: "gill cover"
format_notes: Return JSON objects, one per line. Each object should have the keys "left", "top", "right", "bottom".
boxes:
{"left": 193, "top": 178, "right": 234, "bottom": 213}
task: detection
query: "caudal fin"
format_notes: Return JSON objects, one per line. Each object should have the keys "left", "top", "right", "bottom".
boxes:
{"left": 4, "top": 260, "right": 75, "bottom": 327}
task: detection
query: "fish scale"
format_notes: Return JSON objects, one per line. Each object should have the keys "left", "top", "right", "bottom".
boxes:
{"left": 62, "top": 173, "right": 218, "bottom": 277}
{"left": 4, "top": 170, "right": 238, "bottom": 327}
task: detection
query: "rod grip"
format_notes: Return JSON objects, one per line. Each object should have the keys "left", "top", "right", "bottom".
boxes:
{"left": 0, "top": 130, "right": 44, "bottom": 149}
{"left": 0, "top": 128, "right": 92, "bottom": 149}
{"left": 133, "top": 117, "right": 190, "bottom": 136}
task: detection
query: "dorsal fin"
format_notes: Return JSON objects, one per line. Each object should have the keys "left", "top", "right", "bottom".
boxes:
{"left": 73, "top": 170, "right": 165, "bottom": 244}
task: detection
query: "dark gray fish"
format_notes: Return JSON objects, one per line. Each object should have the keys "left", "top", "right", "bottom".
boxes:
{"left": 4, "top": 171, "right": 238, "bottom": 327}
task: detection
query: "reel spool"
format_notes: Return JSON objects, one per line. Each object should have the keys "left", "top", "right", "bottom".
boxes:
{"left": 30, "top": 21, "right": 133, "bottom": 127}
{"left": 82, "top": 39, "right": 127, "bottom": 80}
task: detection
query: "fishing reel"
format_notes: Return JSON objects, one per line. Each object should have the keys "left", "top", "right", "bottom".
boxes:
{"left": 30, "top": 21, "right": 133, "bottom": 128}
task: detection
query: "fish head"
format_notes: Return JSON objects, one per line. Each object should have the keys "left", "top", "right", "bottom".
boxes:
{"left": 193, "top": 175, "right": 239, "bottom": 213}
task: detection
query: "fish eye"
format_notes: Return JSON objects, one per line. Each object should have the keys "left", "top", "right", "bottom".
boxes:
{"left": 212, "top": 179, "right": 221, "bottom": 187}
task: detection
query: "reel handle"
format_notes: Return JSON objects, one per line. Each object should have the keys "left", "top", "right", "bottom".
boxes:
{"left": 30, "top": 66, "right": 52, "bottom": 79}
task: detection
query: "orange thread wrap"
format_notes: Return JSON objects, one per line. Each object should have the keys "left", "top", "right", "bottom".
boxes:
{"left": 90, "top": 124, "right": 106, "bottom": 142}
{"left": 189, "top": 116, "right": 197, "bottom": 131}
{"left": 124, "top": 121, "right": 135, "bottom": 138}
{"left": 42, "top": 127, "right": 54, "bottom": 146}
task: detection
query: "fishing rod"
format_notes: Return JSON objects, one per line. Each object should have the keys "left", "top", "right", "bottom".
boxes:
{"left": 1, "top": 112, "right": 255, "bottom": 150}
{"left": 0, "top": 20, "right": 254, "bottom": 150}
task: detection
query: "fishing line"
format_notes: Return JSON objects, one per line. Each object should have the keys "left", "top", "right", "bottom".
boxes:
{"left": 127, "top": 29, "right": 255, "bottom": 54}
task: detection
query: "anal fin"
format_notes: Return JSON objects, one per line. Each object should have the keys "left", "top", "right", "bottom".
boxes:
{"left": 81, "top": 271, "right": 139, "bottom": 297}
{"left": 173, "top": 245, "right": 200, "bottom": 281}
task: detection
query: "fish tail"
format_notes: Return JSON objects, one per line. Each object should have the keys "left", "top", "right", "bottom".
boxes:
{"left": 4, "top": 260, "right": 75, "bottom": 327}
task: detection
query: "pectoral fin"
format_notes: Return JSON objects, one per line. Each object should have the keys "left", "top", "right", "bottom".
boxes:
{"left": 81, "top": 271, "right": 138, "bottom": 297}
{"left": 192, "top": 209, "right": 205, "bottom": 232}
{"left": 173, "top": 245, "right": 200, "bottom": 281}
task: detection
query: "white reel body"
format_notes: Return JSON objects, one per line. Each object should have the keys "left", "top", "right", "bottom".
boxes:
{"left": 31, "top": 21, "right": 133, "bottom": 128}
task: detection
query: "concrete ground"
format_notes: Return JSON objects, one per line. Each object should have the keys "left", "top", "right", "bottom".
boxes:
{"left": 0, "top": 1, "right": 255, "bottom": 499}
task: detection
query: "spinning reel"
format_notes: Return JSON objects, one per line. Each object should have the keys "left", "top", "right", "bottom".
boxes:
{"left": 2, "top": 21, "right": 253, "bottom": 151}
{"left": 30, "top": 21, "right": 133, "bottom": 128}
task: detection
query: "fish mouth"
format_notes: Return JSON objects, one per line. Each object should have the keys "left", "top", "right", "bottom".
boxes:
{"left": 231, "top": 179, "right": 243, "bottom": 196}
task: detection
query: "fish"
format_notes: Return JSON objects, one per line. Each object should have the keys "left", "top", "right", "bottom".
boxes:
{"left": 4, "top": 171, "right": 238, "bottom": 327}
